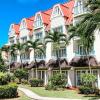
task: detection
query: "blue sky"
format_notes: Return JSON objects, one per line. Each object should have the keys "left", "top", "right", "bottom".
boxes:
{"left": 0, "top": 0, "right": 68, "bottom": 47}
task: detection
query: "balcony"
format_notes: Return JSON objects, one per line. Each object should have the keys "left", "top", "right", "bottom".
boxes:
{"left": 74, "top": 4, "right": 89, "bottom": 17}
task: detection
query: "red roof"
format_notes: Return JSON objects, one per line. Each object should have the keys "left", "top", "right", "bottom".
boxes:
{"left": 13, "top": 24, "right": 20, "bottom": 35}
{"left": 26, "top": 18, "right": 34, "bottom": 30}
{"left": 12, "top": 0, "right": 74, "bottom": 35}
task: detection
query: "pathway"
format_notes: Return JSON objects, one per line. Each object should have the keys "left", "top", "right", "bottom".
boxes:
{"left": 18, "top": 87, "right": 81, "bottom": 100}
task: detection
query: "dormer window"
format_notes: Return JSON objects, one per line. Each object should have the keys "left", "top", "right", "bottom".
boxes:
{"left": 34, "top": 14, "right": 42, "bottom": 28}
{"left": 20, "top": 19, "right": 26, "bottom": 29}
{"left": 53, "top": 6, "right": 62, "bottom": 17}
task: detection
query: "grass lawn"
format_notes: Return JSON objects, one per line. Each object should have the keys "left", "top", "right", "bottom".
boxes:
{"left": 20, "top": 85, "right": 100, "bottom": 100}
{"left": 5, "top": 90, "right": 32, "bottom": 100}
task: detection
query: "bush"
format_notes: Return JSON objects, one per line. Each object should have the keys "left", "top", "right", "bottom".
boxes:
{"left": 21, "top": 79, "right": 28, "bottom": 85}
{"left": 81, "top": 73, "right": 97, "bottom": 87}
{"left": 29, "top": 79, "right": 44, "bottom": 87}
{"left": 79, "top": 86, "right": 96, "bottom": 94}
{"left": 45, "top": 83, "right": 52, "bottom": 90}
{"left": 0, "top": 72, "right": 8, "bottom": 85}
{"left": 0, "top": 83, "right": 18, "bottom": 98}
{"left": 45, "top": 73, "right": 67, "bottom": 90}
{"left": 79, "top": 73, "right": 97, "bottom": 94}
{"left": 14, "top": 69, "right": 28, "bottom": 83}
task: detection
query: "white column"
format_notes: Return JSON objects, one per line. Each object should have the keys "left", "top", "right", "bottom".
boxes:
{"left": 67, "top": 68, "right": 75, "bottom": 87}
{"left": 97, "top": 69, "right": 100, "bottom": 89}
{"left": 29, "top": 49, "right": 34, "bottom": 63}
{"left": 17, "top": 51, "right": 20, "bottom": 62}
{"left": 67, "top": 39, "right": 75, "bottom": 62}
{"left": 44, "top": 71, "right": 48, "bottom": 85}
{"left": 46, "top": 43, "right": 52, "bottom": 62}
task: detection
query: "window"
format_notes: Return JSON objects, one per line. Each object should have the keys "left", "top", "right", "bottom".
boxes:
{"left": 52, "top": 47, "right": 66, "bottom": 58}
{"left": 74, "top": 2, "right": 79, "bottom": 15}
{"left": 11, "top": 55, "right": 17, "bottom": 62}
{"left": 35, "top": 32, "right": 43, "bottom": 39}
{"left": 9, "top": 37, "right": 14, "bottom": 44}
{"left": 34, "top": 14, "right": 42, "bottom": 28}
{"left": 21, "top": 36, "right": 27, "bottom": 43}
{"left": 38, "top": 70, "right": 45, "bottom": 80}
{"left": 53, "top": 70, "right": 67, "bottom": 78}
{"left": 36, "top": 52, "right": 45, "bottom": 60}
{"left": 21, "top": 20, "right": 26, "bottom": 29}
{"left": 53, "top": 26, "right": 63, "bottom": 33}
{"left": 21, "top": 53, "right": 30, "bottom": 60}
{"left": 53, "top": 6, "right": 62, "bottom": 16}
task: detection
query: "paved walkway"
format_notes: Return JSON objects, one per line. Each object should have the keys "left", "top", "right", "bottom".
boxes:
{"left": 18, "top": 87, "right": 81, "bottom": 100}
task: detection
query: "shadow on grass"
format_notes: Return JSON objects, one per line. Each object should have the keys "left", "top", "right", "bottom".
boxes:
{"left": 83, "top": 95, "right": 100, "bottom": 100}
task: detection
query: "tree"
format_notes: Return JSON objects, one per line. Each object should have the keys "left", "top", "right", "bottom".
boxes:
{"left": 45, "top": 31, "right": 68, "bottom": 73}
{"left": 68, "top": 0, "right": 100, "bottom": 73}
{"left": 25, "top": 39, "right": 45, "bottom": 78}
{"left": 1, "top": 45, "right": 16, "bottom": 72}
{"left": 13, "top": 43, "right": 24, "bottom": 68}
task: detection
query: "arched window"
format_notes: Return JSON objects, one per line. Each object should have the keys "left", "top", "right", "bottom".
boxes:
{"left": 34, "top": 14, "right": 42, "bottom": 28}
{"left": 20, "top": 19, "right": 26, "bottom": 29}
{"left": 53, "top": 6, "right": 62, "bottom": 17}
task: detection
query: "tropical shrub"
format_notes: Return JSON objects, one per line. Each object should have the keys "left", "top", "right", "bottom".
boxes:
{"left": 0, "top": 83, "right": 18, "bottom": 98}
{"left": 0, "top": 72, "right": 8, "bottom": 85}
{"left": 29, "top": 79, "right": 44, "bottom": 87}
{"left": 81, "top": 73, "right": 97, "bottom": 87}
{"left": 14, "top": 69, "right": 28, "bottom": 83}
{"left": 79, "top": 86, "right": 96, "bottom": 94}
{"left": 79, "top": 73, "right": 97, "bottom": 94}
{"left": 0, "top": 64, "right": 7, "bottom": 72}
{"left": 45, "top": 73, "right": 67, "bottom": 90}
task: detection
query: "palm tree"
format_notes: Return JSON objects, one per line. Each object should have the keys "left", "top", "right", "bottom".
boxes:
{"left": 0, "top": 48, "right": 3, "bottom": 64}
{"left": 25, "top": 39, "right": 45, "bottom": 78}
{"left": 13, "top": 42, "right": 25, "bottom": 69}
{"left": 68, "top": 0, "right": 100, "bottom": 73}
{"left": 45, "top": 31, "right": 68, "bottom": 73}
{"left": 1, "top": 44, "right": 16, "bottom": 72}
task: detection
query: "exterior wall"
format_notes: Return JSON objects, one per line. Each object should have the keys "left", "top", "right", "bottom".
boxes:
{"left": 94, "top": 29, "right": 100, "bottom": 62}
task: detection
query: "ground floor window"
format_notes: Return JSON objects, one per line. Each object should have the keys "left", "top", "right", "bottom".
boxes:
{"left": 38, "top": 70, "right": 45, "bottom": 80}
{"left": 76, "top": 69, "right": 98, "bottom": 86}
{"left": 53, "top": 70, "right": 67, "bottom": 78}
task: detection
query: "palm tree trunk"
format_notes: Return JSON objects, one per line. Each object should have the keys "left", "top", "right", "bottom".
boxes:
{"left": 20, "top": 54, "right": 23, "bottom": 69}
{"left": 9, "top": 53, "right": 11, "bottom": 73}
{"left": 56, "top": 50, "right": 61, "bottom": 74}
{"left": 34, "top": 50, "right": 38, "bottom": 79}
{"left": 86, "top": 48, "right": 91, "bottom": 74}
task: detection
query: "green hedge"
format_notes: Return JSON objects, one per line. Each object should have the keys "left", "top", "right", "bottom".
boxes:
{"left": 79, "top": 86, "right": 96, "bottom": 94}
{"left": 0, "top": 83, "right": 18, "bottom": 98}
{"left": 29, "top": 79, "right": 44, "bottom": 87}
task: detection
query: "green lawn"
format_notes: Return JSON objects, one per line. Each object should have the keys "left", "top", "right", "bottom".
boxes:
{"left": 20, "top": 85, "right": 100, "bottom": 100}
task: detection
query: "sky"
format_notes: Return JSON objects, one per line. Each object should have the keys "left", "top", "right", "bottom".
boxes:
{"left": 0, "top": 0, "right": 68, "bottom": 47}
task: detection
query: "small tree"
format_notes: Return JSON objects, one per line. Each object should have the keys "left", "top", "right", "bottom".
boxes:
{"left": 81, "top": 73, "right": 97, "bottom": 87}
{"left": 14, "top": 69, "right": 28, "bottom": 83}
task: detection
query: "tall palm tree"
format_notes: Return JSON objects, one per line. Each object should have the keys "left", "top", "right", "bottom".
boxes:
{"left": 25, "top": 39, "right": 45, "bottom": 78}
{"left": 1, "top": 44, "right": 16, "bottom": 72}
{"left": 13, "top": 42, "right": 25, "bottom": 69}
{"left": 45, "top": 31, "right": 68, "bottom": 73}
{"left": 68, "top": 0, "right": 100, "bottom": 73}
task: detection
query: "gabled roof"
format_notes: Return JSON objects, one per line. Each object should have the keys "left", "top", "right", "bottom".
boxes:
{"left": 13, "top": 24, "right": 20, "bottom": 35}
{"left": 26, "top": 18, "right": 34, "bottom": 30}
{"left": 41, "top": 12, "right": 51, "bottom": 25}
{"left": 10, "top": 0, "right": 75, "bottom": 35}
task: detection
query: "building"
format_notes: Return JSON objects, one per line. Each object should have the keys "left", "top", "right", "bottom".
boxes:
{"left": 6, "top": 0, "right": 100, "bottom": 88}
